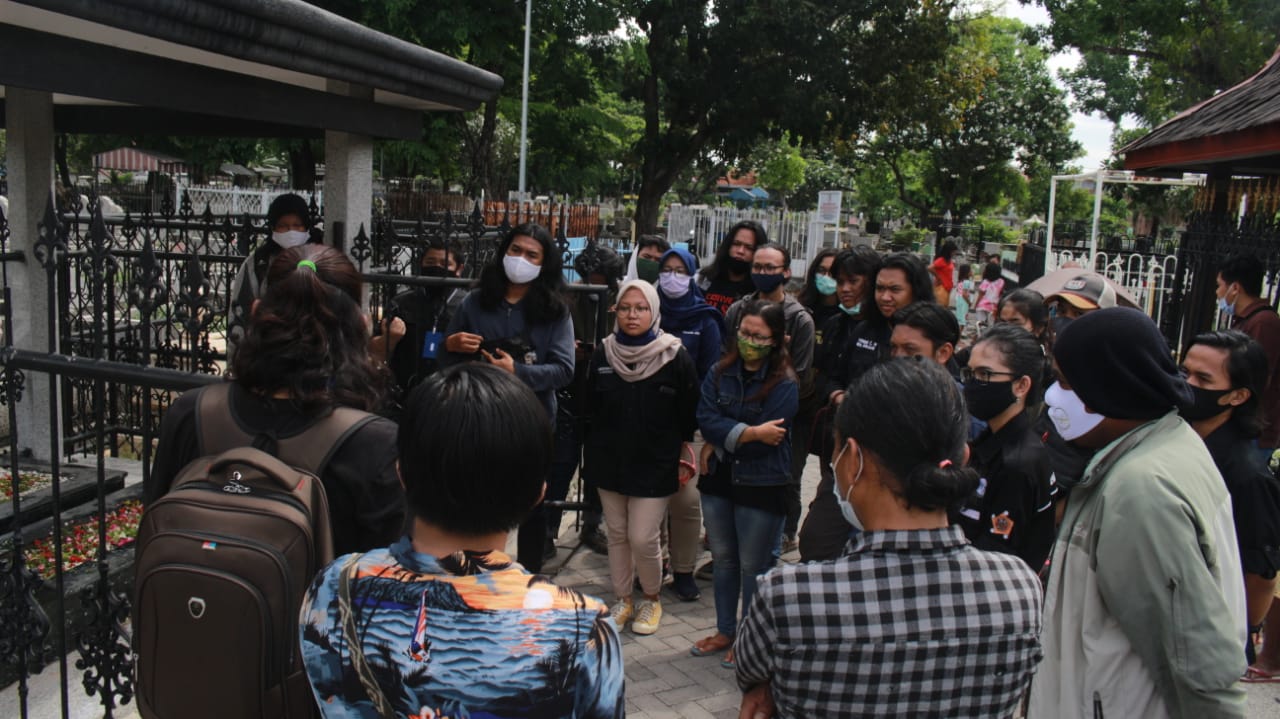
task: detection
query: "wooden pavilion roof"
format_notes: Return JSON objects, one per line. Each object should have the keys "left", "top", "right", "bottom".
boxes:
{"left": 1123, "top": 45, "right": 1280, "bottom": 176}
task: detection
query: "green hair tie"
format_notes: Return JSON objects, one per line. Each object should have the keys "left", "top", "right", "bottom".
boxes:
{"left": 297, "top": 259, "right": 318, "bottom": 272}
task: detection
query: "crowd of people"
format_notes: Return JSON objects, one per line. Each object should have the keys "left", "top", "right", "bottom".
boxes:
{"left": 138, "top": 193, "right": 1280, "bottom": 719}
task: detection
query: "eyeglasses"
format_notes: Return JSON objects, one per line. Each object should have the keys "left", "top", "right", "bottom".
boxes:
{"left": 961, "top": 367, "right": 1018, "bottom": 383}
{"left": 659, "top": 267, "right": 689, "bottom": 276}
{"left": 615, "top": 304, "right": 652, "bottom": 316}
{"left": 738, "top": 330, "right": 774, "bottom": 344}
{"left": 751, "top": 264, "right": 785, "bottom": 274}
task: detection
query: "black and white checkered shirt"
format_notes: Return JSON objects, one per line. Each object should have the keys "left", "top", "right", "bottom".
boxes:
{"left": 735, "top": 526, "right": 1043, "bottom": 718}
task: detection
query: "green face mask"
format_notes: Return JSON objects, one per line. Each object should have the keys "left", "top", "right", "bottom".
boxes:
{"left": 737, "top": 336, "right": 774, "bottom": 362}
{"left": 636, "top": 258, "right": 661, "bottom": 282}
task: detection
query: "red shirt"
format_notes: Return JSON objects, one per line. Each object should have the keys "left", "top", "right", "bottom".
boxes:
{"left": 932, "top": 257, "right": 955, "bottom": 291}
{"left": 1233, "top": 299, "right": 1280, "bottom": 447}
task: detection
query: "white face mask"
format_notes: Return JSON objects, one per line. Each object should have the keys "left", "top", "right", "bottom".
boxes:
{"left": 1044, "top": 381, "right": 1104, "bottom": 441}
{"left": 658, "top": 271, "right": 690, "bottom": 298}
{"left": 271, "top": 230, "right": 310, "bottom": 249}
{"left": 503, "top": 254, "right": 542, "bottom": 284}
{"left": 829, "top": 441, "right": 864, "bottom": 531}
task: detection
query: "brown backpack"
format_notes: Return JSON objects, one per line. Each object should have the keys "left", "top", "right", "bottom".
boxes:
{"left": 133, "top": 383, "right": 374, "bottom": 719}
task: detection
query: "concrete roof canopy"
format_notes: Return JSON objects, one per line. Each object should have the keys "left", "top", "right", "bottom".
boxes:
{"left": 0, "top": 0, "right": 504, "bottom": 139}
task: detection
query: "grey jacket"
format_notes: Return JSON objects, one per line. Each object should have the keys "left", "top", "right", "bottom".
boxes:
{"left": 1029, "top": 412, "right": 1246, "bottom": 719}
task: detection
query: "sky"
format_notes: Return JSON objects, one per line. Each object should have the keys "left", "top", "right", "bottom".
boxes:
{"left": 996, "top": 0, "right": 1115, "bottom": 170}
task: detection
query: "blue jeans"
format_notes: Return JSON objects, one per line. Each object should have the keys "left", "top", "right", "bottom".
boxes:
{"left": 701, "top": 493, "right": 785, "bottom": 638}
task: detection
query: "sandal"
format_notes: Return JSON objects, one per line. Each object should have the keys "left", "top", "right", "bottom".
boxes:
{"left": 720, "top": 648, "right": 735, "bottom": 669}
{"left": 690, "top": 634, "right": 732, "bottom": 657}
{"left": 1243, "top": 665, "right": 1280, "bottom": 683}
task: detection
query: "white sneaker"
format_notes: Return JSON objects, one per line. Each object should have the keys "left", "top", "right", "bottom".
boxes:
{"left": 631, "top": 599, "right": 662, "bottom": 635}
{"left": 609, "top": 598, "right": 634, "bottom": 628}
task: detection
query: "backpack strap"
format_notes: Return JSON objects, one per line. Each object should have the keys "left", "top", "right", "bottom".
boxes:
{"left": 338, "top": 554, "right": 398, "bottom": 719}
{"left": 196, "top": 382, "right": 377, "bottom": 477}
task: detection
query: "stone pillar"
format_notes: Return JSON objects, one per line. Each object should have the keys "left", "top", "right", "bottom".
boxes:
{"left": 323, "top": 80, "right": 374, "bottom": 256}
{"left": 5, "top": 87, "right": 61, "bottom": 460}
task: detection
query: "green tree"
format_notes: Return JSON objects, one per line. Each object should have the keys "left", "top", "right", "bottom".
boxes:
{"left": 616, "top": 0, "right": 956, "bottom": 233}
{"left": 868, "top": 15, "right": 1082, "bottom": 221}
{"left": 748, "top": 134, "right": 808, "bottom": 209}
{"left": 1032, "top": 0, "right": 1280, "bottom": 125}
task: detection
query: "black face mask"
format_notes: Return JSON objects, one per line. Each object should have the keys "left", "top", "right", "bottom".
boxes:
{"left": 726, "top": 257, "right": 752, "bottom": 276}
{"left": 1051, "top": 315, "right": 1073, "bottom": 338}
{"left": 964, "top": 379, "right": 1018, "bottom": 422}
{"left": 419, "top": 265, "right": 454, "bottom": 294}
{"left": 1179, "top": 385, "right": 1234, "bottom": 422}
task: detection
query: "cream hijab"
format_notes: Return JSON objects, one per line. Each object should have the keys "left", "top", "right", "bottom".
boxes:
{"left": 601, "top": 279, "right": 683, "bottom": 382}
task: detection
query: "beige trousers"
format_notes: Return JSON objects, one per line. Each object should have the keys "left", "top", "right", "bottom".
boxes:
{"left": 599, "top": 488, "right": 671, "bottom": 600}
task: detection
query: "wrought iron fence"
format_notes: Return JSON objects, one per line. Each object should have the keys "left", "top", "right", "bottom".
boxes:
{"left": 16, "top": 190, "right": 598, "bottom": 459}
{"left": 1167, "top": 212, "right": 1280, "bottom": 352}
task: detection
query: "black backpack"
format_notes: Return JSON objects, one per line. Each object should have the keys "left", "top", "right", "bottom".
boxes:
{"left": 133, "top": 383, "right": 374, "bottom": 719}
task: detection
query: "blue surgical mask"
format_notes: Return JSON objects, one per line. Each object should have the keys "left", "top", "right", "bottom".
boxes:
{"left": 1218, "top": 296, "right": 1235, "bottom": 317}
{"left": 838, "top": 302, "right": 861, "bottom": 316}
{"left": 814, "top": 274, "right": 837, "bottom": 296}
{"left": 829, "top": 442, "right": 864, "bottom": 531}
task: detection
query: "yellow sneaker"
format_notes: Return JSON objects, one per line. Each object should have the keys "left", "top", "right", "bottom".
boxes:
{"left": 609, "top": 598, "right": 634, "bottom": 629}
{"left": 631, "top": 599, "right": 662, "bottom": 635}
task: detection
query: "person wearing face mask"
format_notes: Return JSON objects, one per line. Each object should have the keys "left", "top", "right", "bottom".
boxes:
{"left": 722, "top": 243, "right": 816, "bottom": 553}
{"left": 584, "top": 280, "right": 699, "bottom": 637}
{"left": 439, "top": 222, "right": 575, "bottom": 573}
{"left": 954, "top": 325, "right": 1056, "bottom": 570}
{"left": 697, "top": 221, "right": 766, "bottom": 315}
{"left": 1030, "top": 307, "right": 1247, "bottom": 719}
{"left": 691, "top": 300, "right": 798, "bottom": 669}
{"left": 799, "top": 245, "right": 883, "bottom": 562}
{"left": 1216, "top": 255, "right": 1280, "bottom": 467}
{"left": 1178, "top": 331, "right": 1280, "bottom": 672}
{"left": 623, "top": 234, "right": 670, "bottom": 284}
{"left": 227, "top": 192, "right": 322, "bottom": 362}
{"left": 799, "top": 249, "right": 842, "bottom": 332}
{"left": 733, "top": 359, "right": 1043, "bottom": 719}
{"left": 655, "top": 247, "right": 724, "bottom": 601}
{"left": 371, "top": 243, "right": 467, "bottom": 398}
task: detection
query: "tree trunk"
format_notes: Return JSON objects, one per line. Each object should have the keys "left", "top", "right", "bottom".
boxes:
{"left": 288, "top": 140, "right": 316, "bottom": 191}
{"left": 54, "top": 134, "right": 73, "bottom": 191}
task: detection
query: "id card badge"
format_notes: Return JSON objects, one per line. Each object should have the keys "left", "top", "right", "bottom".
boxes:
{"left": 422, "top": 331, "right": 444, "bottom": 359}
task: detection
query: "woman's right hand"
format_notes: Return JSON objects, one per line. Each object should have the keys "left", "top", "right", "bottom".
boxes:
{"left": 445, "top": 332, "right": 483, "bottom": 354}
{"left": 751, "top": 419, "right": 787, "bottom": 446}
{"left": 698, "top": 442, "right": 716, "bottom": 475}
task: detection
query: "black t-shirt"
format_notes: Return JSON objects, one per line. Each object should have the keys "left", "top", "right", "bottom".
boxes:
{"left": 381, "top": 287, "right": 465, "bottom": 396}
{"left": 1204, "top": 423, "right": 1280, "bottom": 579}
{"left": 703, "top": 274, "right": 756, "bottom": 316}
{"left": 955, "top": 411, "right": 1057, "bottom": 570}
{"left": 147, "top": 383, "right": 406, "bottom": 556}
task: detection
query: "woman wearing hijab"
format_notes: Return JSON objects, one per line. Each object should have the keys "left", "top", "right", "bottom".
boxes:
{"left": 656, "top": 247, "right": 725, "bottom": 600}
{"left": 585, "top": 279, "right": 699, "bottom": 636}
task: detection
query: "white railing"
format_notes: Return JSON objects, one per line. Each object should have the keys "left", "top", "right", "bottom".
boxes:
{"left": 666, "top": 205, "right": 832, "bottom": 276}
{"left": 1047, "top": 250, "right": 1180, "bottom": 328}
{"left": 176, "top": 185, "right": 322, "bottom": 217}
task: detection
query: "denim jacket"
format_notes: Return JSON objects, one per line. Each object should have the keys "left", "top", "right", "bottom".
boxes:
{"left": 697, "top": 360, "right": 799, "bottom": 487}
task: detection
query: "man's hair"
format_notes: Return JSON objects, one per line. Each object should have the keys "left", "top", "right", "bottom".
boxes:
{"left": 636, "top": 235, "right": 670, "bottom": 255}
{"left": 836, "top": 358, "right": 977, "bottom": 512}
{"left": 1218, "top": 255, "right": 1265, "bottom": 297}
{"left": 476, "top": 222, "right": 568, "bottom": 323}
{"left": 419, "top": 241, "right": 463, "bottom": 272}
{"left": 752, "top": 241, "right": 791, "bottom": 269}
{"left": 1189, "top": 330, "right": 1270, "bottom": 437}
{"left": 701, "top": 220, "right": 767, "bottom": 282}
{"left": 893, "top": 302, "right": 960, "bottom": 350}
{"left": 398, "top": 364, "right": 552, "bottom": 535}
{"left": 879, "top": 253, "right": 935, "bottom": 307}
